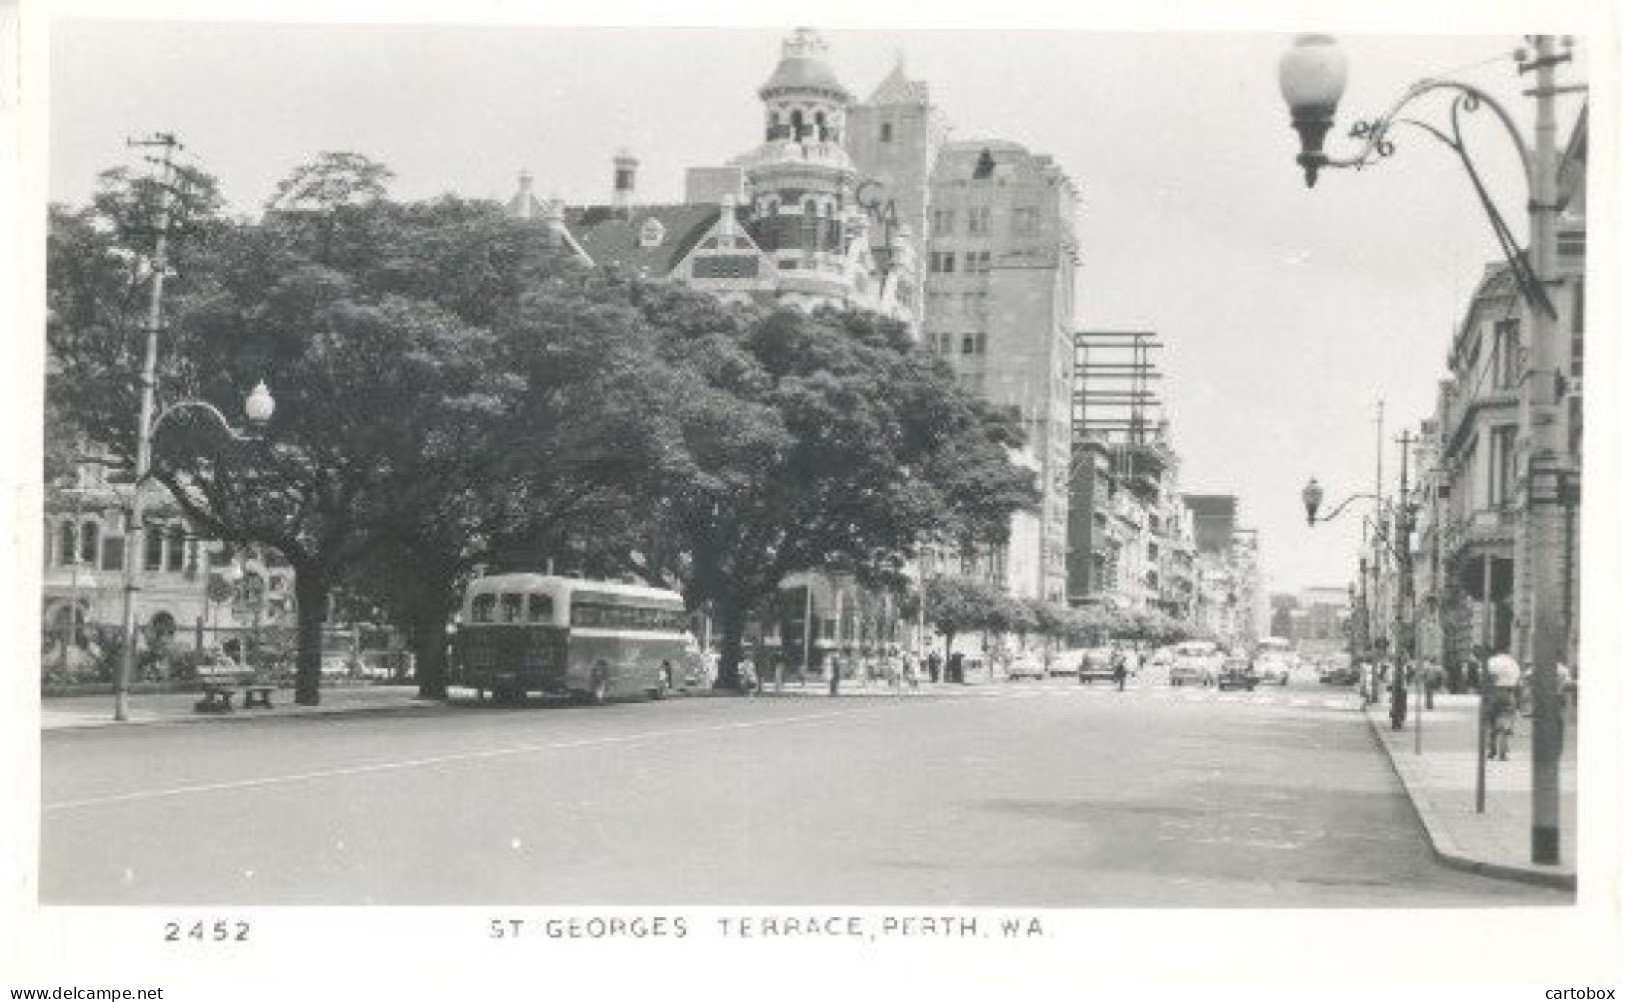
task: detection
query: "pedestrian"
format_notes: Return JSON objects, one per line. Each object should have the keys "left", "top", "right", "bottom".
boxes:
{"left": 1485, "top": 649, "right": 1521, "bottom": 760}
{"left": 1357, "top": 658, "right": 1374, "bottom": 704}
{"left": 1464, "top": 654, "right": 1480, "bottom": 692}
{"left": 1423, "top": 659, "right": 1441, "bottom": 710}
{"left": 1389, "top": 659, "right": 1409, "bottom": 730}
{"left": 926, "top": 651, "right": 941, "bottom": 684}
{"left": 1110, "top": 644, "right": 1128, "bottom": 692}
{"left": 902, "top": 651, "right": 919, "bottom": 689}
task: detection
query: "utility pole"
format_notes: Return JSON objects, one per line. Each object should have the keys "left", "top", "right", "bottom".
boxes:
{"left": 114, "top": 132, "right": 181, "bottom": 723}
{"left": 1522, "top": 34, "right": 1568, "bottom": 867}
{"left": 1391, "top": 429, "right": 1416, "bottom": 727}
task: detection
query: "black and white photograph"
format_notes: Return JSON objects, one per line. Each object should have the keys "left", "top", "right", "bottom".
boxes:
{"left": 4, "top": 0, "right": 1621, "bottom": 994}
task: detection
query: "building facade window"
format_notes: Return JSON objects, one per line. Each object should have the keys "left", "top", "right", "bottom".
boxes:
{"left": 79, "top": 521, "right": 99, "bottom": 566}
{"left": 58, "top": 521, "right": 75, "bottom": 566}
{"left": 1012, "top": 207, "right": 1039, "bottom": 234}
{"left": 1488, "top": 425, "right": 1518, "bottom": 508}
{"left": 1491, "top": 318, "right": 1521, "bottom": 390}
{"left": 880, "top": 121, "right": 893, "bottom": 142}
{"left": 1571, "top": 277, "right": 1584, "bottom": 377}
{"left": 145, "top": 528, "right": 164, "bottom": 571}
{"left": 961, "top": 334, "right": 976, "bottom": 355}
{"left": 931, "top": 208, "right": 954, "bottom": 235}
{"left": 929, "top": 251, "right": 956, "bottom": 274}
{"left": 965, "top": 250, "right": 992, "bottom": 274}
{"left": 967, "top": 206, "right": 991, "bottom": 234}
{"left": 166, "top": 527, "right": 187, "bottom": 572}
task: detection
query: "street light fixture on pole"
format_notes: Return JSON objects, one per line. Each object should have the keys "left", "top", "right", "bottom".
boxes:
{"left": 115, "top": 387, "right": 275, "bottom": 721}
{"left": 1304, "top": 468, "right": 1421, "bottom": 721}
{"left": 114, "top": 134, "right": 278, "bottom": 723}
{"left": 1278, "top": 34, "right": 1581, "bottom": 866}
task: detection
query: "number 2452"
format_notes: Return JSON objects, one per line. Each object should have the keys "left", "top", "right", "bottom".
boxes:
{"left": 164, "top": 920, "right": 250, "bottom": 942}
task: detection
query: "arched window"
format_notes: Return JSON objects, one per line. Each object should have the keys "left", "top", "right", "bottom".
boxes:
{"left": 804, "top": 198, "right": 817, "bottom": 216}
{"left": 814, "top": 110, "right": 827, "bottom": 140}
{"left": 79, "top": 521, "right": 99, "bottom": 566}
{"left": 58, "top": 521, "right": 75, "bottom": 566}
{"left": 790, "top": 109, "right": 805, "bottom": 140}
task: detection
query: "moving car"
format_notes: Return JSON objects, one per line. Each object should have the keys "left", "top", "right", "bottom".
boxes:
{"left": 1214, "top": 657, "right": 1258, "bottom": 691}
{"left": 1169, "top": 640, "right": 1219, "bottom": 687}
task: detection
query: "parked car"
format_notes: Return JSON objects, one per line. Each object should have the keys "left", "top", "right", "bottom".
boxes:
{"left": 1318, "top": 656, "right": 1358, "bottom": 686}
{"left": 1251, "top": 654, "right": 1291, "bottom": 686}
{"left": 1169, "top": 640, "right": 1219, "bottom": 687}
{"left": 1006, "top": 655, "right": 1046, "bottom": 681}
{"left": 1048, "top": 649, "right": 1083, "bottom": 678}
{"left": 1076, "top": 648, "right": 1117, "bottom": 683}
{"left": 1215, "top": 657, "right": 1257, "bottom": 691}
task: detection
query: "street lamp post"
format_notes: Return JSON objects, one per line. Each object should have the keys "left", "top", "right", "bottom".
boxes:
{"left": 1303, "top": 474, "right": 1419, "bottom": 726}
{"left": 1278, "top": 34, "right": 1579, "bottom": 865}
{"left": 115, "top": 386, "right": 276, "bottom": 721}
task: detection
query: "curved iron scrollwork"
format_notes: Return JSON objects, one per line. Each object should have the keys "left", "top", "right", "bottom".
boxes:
{"left": 1321, "top": 79, "right": 1556, "bottom": 319}
{"left": 1347, "top": 119, "right": 1396, "bottom": 159}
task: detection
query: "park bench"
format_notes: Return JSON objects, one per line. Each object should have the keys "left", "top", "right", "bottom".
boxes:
{"left": 195, "top": 674, "right": 278, "bottom": 713}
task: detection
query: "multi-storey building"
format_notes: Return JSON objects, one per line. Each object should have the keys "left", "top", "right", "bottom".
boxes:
{"left": 41, "top": 460, "right": 296, "bottom": 675}
{"left": 510, "top": 29, "right": 1080, "bottom": 615}
{"left": 510, "top": 29, "right": 923, "bottom": 330}
{"left": 1415, "top": 103, "right": 1584, "bottom": 674}
{"left": 1182, "top": 495, "right": 1264, "bottom": 647}
{"left": 924, "top": 141, "right": 1080, "bottom": 604}
{"left": 504, "top": 29, "right": 1084, "bottom": 664}
{"left": 1270, "top": 586, "right": 1350, "bottom": 657}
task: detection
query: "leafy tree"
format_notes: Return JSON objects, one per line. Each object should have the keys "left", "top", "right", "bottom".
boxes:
{"left": 613, "top": 294, "right": 1038, "bottom": 689}
{"left": 923, "top": 575, "right": 1005, "bottom": 662}
{"left": 1064, "top": 605, "right": 1111, "bottom": 647}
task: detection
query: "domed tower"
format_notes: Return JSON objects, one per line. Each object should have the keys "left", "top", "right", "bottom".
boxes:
{"left": 738, "top": 28, "right": 862, "bottom": 307}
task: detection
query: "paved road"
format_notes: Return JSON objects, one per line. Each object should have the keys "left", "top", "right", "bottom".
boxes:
{"left": 39, "top": 679, "right": 1567, "bottom": 906}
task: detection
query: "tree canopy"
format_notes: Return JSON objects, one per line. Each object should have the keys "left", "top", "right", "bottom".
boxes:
{"left": 46, "top": 150, "right": 1046, "bottom": 699}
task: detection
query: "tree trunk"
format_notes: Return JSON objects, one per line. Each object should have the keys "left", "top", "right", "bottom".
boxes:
{"left": 294, "top": 570, "right": 328, "bottom": 706}
{"left": 715, "top": 597, "right": 747, "bottom": 691}
{"left": 412, "top": 602, "right": 449, "bottom": 700}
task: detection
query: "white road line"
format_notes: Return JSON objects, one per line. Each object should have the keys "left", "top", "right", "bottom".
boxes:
{"left": 43, "top": 704, "right": 894, "bottom": 813}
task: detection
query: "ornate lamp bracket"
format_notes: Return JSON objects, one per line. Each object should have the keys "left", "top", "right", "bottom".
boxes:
{"left": 1319, "top": 79, "right": 1558, "bottom": 319}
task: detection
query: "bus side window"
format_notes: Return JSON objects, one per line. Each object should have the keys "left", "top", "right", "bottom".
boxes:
{"left": 500, "top": 593, "right": 523, "bottom": 623}
{"left": 471, "top": 594, "right": 496, "bottom": 623}
{"left": 528, "top": 594, "right": 553, "bottom": 623}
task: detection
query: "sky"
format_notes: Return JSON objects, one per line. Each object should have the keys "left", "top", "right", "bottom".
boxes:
{"left": 34, "top": 3, "right": 1610, "bottom": 596}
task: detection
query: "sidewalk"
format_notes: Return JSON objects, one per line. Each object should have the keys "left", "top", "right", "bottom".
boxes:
{"left": 40, "top": 677, "right": 985, "bottom": 730}
{"left": 1363, "top": 691, "right": 1577, "bottom": 890}
{"left": 40, "top": 684, "right": 440, "bottom": 731}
